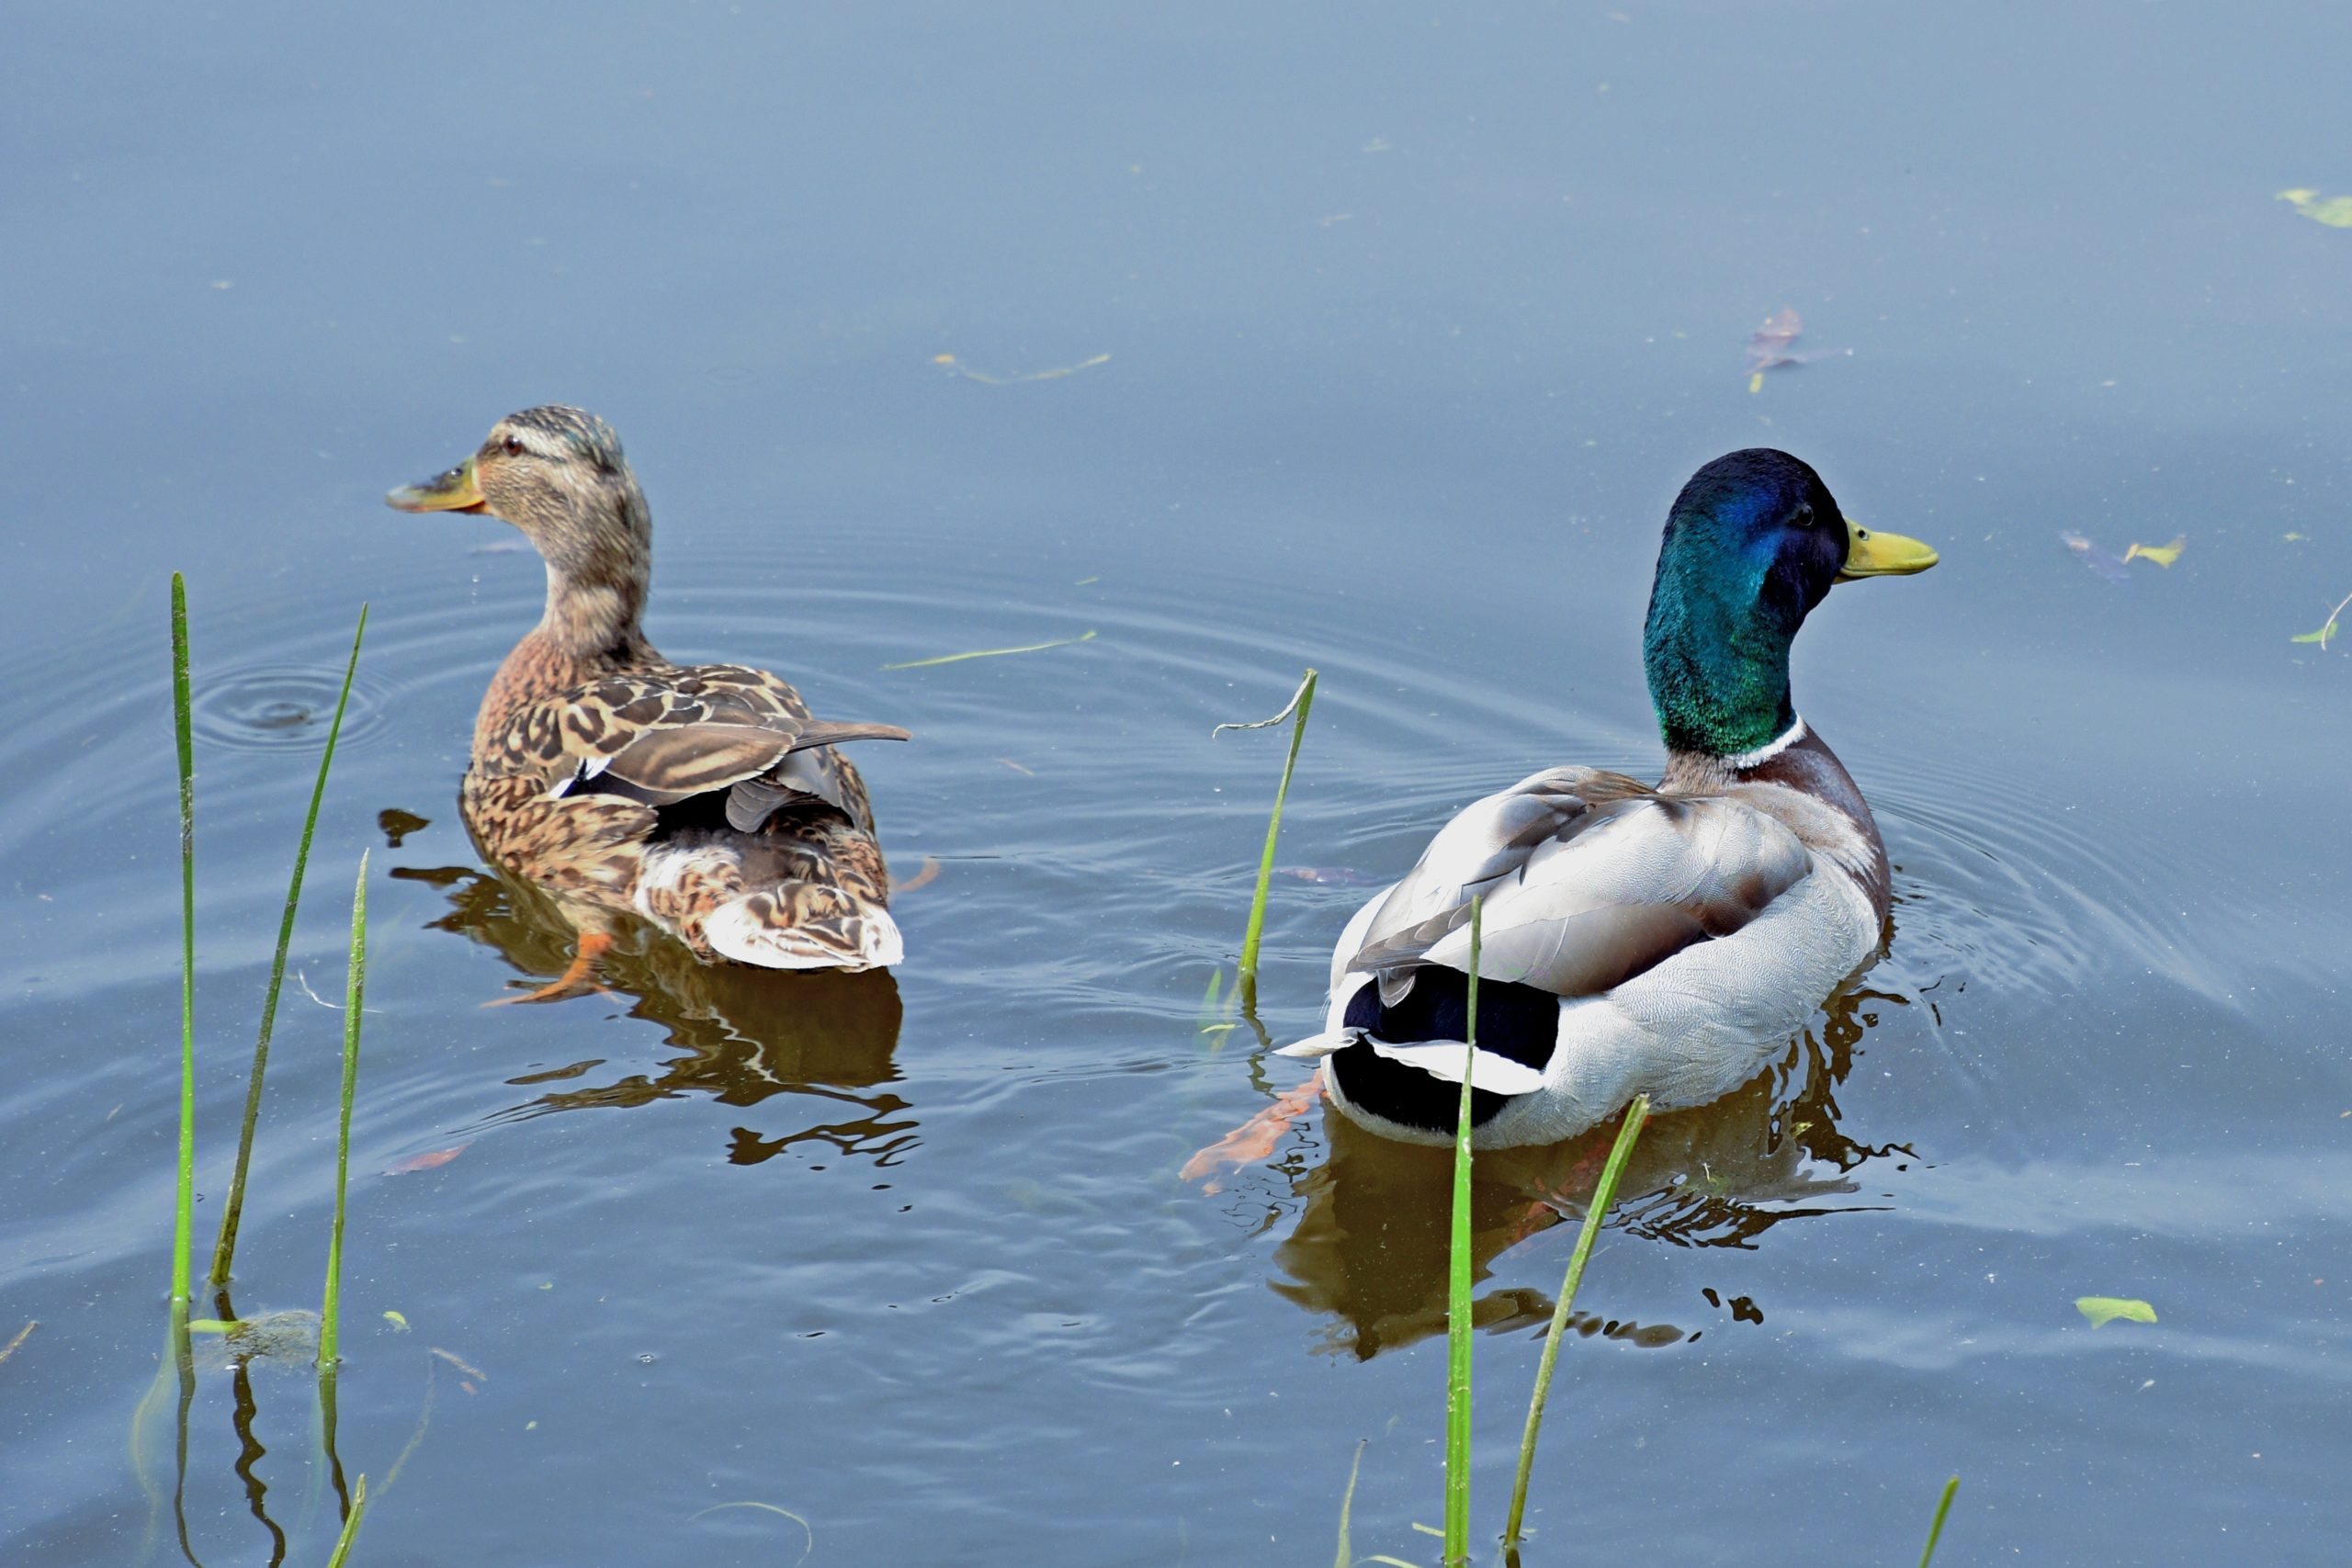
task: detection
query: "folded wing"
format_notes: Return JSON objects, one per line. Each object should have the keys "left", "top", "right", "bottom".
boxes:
{"left": 492, "top": 664, "right": 910, "bottom": 832}
{"left": 1348, "top": 767, "right": 1812, "bottom": 1003}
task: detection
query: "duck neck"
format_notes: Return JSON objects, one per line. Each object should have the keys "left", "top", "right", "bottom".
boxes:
{"left": 1642, "top": 551, "right": 1798, "bottom": 758}
{"left": 534, "top": 556, "right": 655, "bottom": 665}
{"left": 472, "top": 491, "right": 662, "bottom": 759}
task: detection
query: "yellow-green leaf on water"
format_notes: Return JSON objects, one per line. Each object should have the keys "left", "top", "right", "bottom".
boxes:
{"left": 2292, "top": 590, "right": 2351, "bottom": 649}
{"left": 382, "top": 1310, "right": 410, "bottom": 1331}
{"left": 2278, "top": 187, "right": 2352, "bottom": 227}
{"left": 2076, "top": 1295, "right": 2158, "bottom": 1328}
{"left": 2122, "top": 536, "right": 2186, "bottom": 568}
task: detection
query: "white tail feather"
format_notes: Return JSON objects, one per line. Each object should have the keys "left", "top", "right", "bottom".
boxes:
{"left": 1274, "top": 1030, "right": 1544, "bottom": 1096}
{"left": 1273, "top": 1030, "right": 1361, "bottom": 1060}
{"left": 1367, "top": 1041, "right": 1546, "bottom": 1096}
{"left": 704, "top": 900, "right": 904, "bottom": 971}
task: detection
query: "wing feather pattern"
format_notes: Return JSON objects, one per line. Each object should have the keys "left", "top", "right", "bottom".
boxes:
{"left": 1346, "top": 767, "right": 1810, "bottom": 1002}
{"left": 485, "top": 662, "right": 910, "bottom": 831}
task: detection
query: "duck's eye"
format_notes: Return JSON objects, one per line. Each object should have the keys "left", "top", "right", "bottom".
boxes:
{"left": 502, "top": 435, "right": 526, "bottom": 457}
{"left": 1793, "top": 503, "right": 1815, "bottom": 528}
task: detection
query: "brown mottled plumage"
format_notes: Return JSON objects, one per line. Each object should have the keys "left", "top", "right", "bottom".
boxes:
{"left": 388, "top": 405, "right": 910, "bottom": 995}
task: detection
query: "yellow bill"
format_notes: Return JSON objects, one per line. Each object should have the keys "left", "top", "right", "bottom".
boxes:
{"left": 386, "top": 457, "right": 485, "bottom": 513}
{"left": 1836, "top": 517, "right": 1939, "bottom": 581}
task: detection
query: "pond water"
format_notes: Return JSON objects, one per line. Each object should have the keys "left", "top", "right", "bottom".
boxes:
{"left": 5, "top": 4, "right": 2349, "bottom": 1564}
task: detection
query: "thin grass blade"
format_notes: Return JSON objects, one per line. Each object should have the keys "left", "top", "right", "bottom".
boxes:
{"left": 325, "top": 1473, "right": 368, "bottom": 1568}
{"left": 1918, "top": 1475, "right": 1960, "bottom": 1567}
{"left": 1332, "top": 1438, "right": 1368, "bottom": 1568}
{"left": 319, "top": 852, "right": 368, "bottom": 1371}
{"left": 1231, "top": 668, "right": 1317, "bottom": 1004}
{"left": 1442, "top": 897, "right": 1481, "bottom": 1566}
{"left": 210, "top": 604, "right": 368, "bottom": 1288}
{"left": 170, "top": 574, "right": 197, "bottom": 1310}
{"left": 881, "top": 628, "right": 1095, "bottom": 670}
{"left": 1501, "top": 1093, "right": 1651, "bottom": 1546}
{"left": 689, "top": 1501, "right": 816, "bottom": 1565}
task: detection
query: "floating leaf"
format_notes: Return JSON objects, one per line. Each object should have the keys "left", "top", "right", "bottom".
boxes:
{"left": 381, "top": 1310, "right": 410, "bottom": 1332}
{"left": 385, "top": 1145, "right": 469, "bottom": 1175}
{"left": 1742, "top": 307, "right": 1850, "bottom": 390}
{"left": 429, "top": 1346, "right": 489, "bottom": 1380}
{"left": 882, "top": 629, "right": 1096, "bottom": 670}
{"left": 2278, "top": 187, "right": 2352, "bottom": 228}
{"left": 2121, "top": 536, "right": 2186, "bottom": 568}
{"left": 2292, "top": 589, "right": 2351, "bottom": 649}
{"left": 2060, "top": 531, "right": 2134, "bottom": 589}
{"left": 2075, "top": 1295, "right": 2158, "bottom": 1328}
{"left": 1278, "top": 865, "right": 1376, "bottom": 886}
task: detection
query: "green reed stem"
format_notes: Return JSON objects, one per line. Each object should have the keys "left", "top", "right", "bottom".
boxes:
{"left": 1918, "top": 1475, "right": 1960, "bottom": 1567}
{"left": 170, "top": 574, "right": 197, "bottom": 1311}
{"left": 210, "top": 604, "right": 368, "bottom": 1289}
{"left": 325, "top": 1473, "right": 368, "bottom": 1568}
{"left": 1442, "top": 897, "right": 1482, "bottom": 1566}
{"left": 1502, "top": 1092, "right": 1650, "bottom": 1547}
{"left": 1231, "top": 668, "right": 1317, "bottom": 1008}
{"left": 319, "top": 852, "right": 368, "bottom": 1371}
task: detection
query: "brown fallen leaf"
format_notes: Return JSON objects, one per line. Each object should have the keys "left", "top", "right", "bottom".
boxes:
{"left": 1743, "top": 307, "right": 1849, "bottom": 392}
{"left": 430, "top": 1347, "right": 489, "bottom": 1381}
{"left": 385, "top": 1145, "right": 470, "bottom": 1175}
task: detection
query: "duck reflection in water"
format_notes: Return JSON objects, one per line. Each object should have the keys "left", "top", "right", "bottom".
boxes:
{"left": 1233, "top": 982, "right": 1913, "bottom": 1359}
{"left": 391, "top": 854, "right": 911, "bottom": 1168}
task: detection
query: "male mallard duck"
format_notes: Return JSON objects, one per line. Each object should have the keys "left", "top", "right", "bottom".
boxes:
{"left": 1279, "top": 449, "right": 1937, "bottom": 1147}
{"left": 388, "top": 405, "right": 910, "bottom": 1000}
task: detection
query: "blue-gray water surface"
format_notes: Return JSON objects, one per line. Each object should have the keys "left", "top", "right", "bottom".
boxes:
{"left": 4, "top": 4, "right": 2348, "bottom": 1563}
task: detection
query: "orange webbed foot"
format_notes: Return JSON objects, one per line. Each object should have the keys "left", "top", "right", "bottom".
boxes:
{"left": 1181, "top": 1077, "right": 1327, "bottom": 1186}
{"left": 487, "top": 931, "right": 617, "bottom": 1007}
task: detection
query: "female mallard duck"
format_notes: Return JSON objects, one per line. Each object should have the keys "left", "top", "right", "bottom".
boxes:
{"left": 387, "top": 405, "right": 910, "bottom": 1000}
{"left": 1280, "top": 449, "right": 1937, "bottom": 1147}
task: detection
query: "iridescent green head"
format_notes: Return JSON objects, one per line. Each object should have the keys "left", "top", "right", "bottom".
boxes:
{"left": 1642, "top": 449, "right": 1936, "bottom": 758}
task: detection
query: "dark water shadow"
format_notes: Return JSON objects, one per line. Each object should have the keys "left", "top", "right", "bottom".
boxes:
{"left": 1263, "top": 980, "right": 1915, "bottom": 1359}
{"left": 390, "top": 854, "right": 911, "bottom": 1169}
{"left": 209, "top": 1286, "right": 291, "bottom": 1568}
